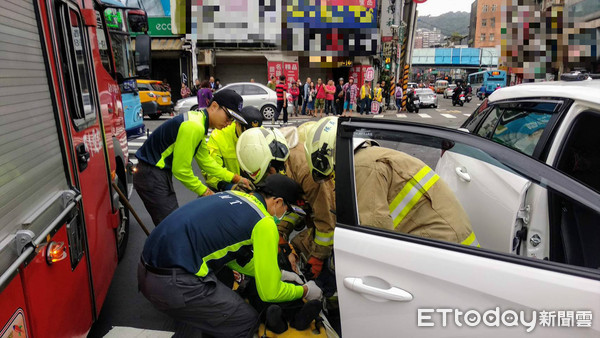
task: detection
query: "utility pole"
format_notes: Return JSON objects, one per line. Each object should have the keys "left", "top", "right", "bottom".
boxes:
{"left": 399, "top": 0, "right": 417, "bottom": 111}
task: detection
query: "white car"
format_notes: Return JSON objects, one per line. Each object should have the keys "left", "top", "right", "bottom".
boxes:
{"left": 414, "top": 88, "right": 437, "bottom": 108}
{"left": 333, "top": 88, "right": 600, "bottom": 336}
{"left": 173, "top": 82, "right": 278, "bottom": 120}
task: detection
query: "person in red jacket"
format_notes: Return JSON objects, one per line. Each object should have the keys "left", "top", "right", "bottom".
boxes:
{"left": 289, "top": 81, "right": 300, "bottom": 117}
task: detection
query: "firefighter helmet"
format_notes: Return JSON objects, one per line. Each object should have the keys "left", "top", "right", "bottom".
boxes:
{"left": 237, "top": 127, "right": 290, "bottom": 183}
{"left": 304, "top": 116, "right": 338, "bottom": 182}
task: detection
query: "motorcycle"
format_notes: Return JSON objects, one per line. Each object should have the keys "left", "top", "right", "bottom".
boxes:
{"left": 452, "top": 93, "right": 465, "bottom": 107}
{"left": 407, "top": 92, "right": 420, "bottom": 113}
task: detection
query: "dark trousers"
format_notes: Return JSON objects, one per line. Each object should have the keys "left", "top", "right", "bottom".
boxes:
{"left": 335, "top": 99, "right": 343, "bottom": 115}
{"left": 324, "top": 99, "right": 334, "bottom": 115}
{"left": 274, "top": 100, "right": 287, "bottom": 123}
{"left": 360, "top": 99, "right": 372, "bottom": 114}
{"left": 138, "top": 261, "right": 259, "bottom": 338}
{"left": 133, "top": 160, "right": 178, "bottom": 226}
{"left": 301, "top": 97, "right": 308, "bottom": 115}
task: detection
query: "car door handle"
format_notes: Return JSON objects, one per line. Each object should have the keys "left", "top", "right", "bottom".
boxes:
{"left": 343, "top": 277, "right": 413, "bottom": 302}
{"left": 455, "top": 166, "right": 471, "bottom": 182}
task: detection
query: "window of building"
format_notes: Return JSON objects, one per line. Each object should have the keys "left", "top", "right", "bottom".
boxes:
{"left": 490, "top": 33, "right": 495, "bottom": 41}
{"left": 482, "top": 4, "right": 488, "bottom": 12}
{"left": 491, "top": 17, "right": 496, "bottom": 28}
{"left": 482, "top": 19, "right": 487, "bottom": 27}
{"left": 492, "top": 4, "right": 497, "bottom": 12}
{"left": 481, "top": 33, "right": 486, "bottom": 41}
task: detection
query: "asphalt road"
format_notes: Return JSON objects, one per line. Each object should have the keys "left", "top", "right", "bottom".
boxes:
{"left": 88, "top": 96, "right": 478, "bottom": 337}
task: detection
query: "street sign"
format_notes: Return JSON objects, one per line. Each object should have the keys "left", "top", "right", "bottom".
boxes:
{"left": 364, "top": 67, "right": 375, "bottom": 82}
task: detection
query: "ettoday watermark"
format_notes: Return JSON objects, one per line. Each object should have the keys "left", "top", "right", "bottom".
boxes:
{"left": 417, "top": 308, "right": 593, "bottom": 332}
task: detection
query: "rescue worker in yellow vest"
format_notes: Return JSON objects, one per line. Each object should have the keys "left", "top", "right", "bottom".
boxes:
{"left": 359, "top": 80, "right": 373, "bottom": 115}
{"left": 305, "top": 116, "right": 479, "bottom": 247}
{"left": 236, "top": 123, "right": 336, "bottom": 279}
{"left": 373, "top": 82, "right": 383, "bottom": 114}
{"left": 203, "top": 106, "right": 264, "bottom": 191}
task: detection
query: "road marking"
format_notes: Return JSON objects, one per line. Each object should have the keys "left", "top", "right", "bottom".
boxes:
{"left": 440, "top": 114, "right": 457, "bottom": 119}
{"left": 396, "top": 114, "right": 407, "bottom": 118}
{"left": 128, "top": 142, "right": 145, "bottom": 147}
{"left": 373, "top": 115, "right": 384, "bottom": 118}
{"left": 435, "top": 109, "right": 446, "bottom": 112}
{"left": 419, "top": 113, "right": 432, "bottom": 118}
{"left": 463, "top": 114, "right": 471, "bottom": 117}
{"left": 447, "top": 110, "right": 462, "bottom": 114}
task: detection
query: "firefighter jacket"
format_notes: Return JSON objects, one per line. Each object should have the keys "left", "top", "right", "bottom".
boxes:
{"left": 204, "top": 122, "right": 240, "bottom": 190}
{"left": 354, "top": 144, "right": 478, "bottom": 246}
{"left": 136, "top": 110, "right": 235, "bottom": 196}
{"left": 279, "top": 127, "right": 336, "bottom": 260}
{"left": 142, "top": 190, "right": 304, "bottom": 302}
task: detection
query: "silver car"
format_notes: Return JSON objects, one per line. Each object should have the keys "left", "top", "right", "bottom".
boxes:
{"left": 173, "top": 82, "right": 278, "bottom": 120}
{"left": 415, "top": 88, "right": 438, "bottom": 108}
{"left": 443, "top": 84, "right": 457, "bottom": 98}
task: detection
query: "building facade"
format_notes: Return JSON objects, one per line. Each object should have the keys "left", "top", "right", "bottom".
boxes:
{"left": 414, "top": 28, "right": 443, "bottom": 48}
{"left": 468, "top": 0, "right": 478, "bottom": 47}
{"left": 474, "top": 0, "right": 503, "bottom": 48}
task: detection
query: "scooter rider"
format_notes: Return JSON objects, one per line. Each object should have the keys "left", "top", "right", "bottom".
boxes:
{"left": 452, "top": 83, "right": 463, "bottom": 105}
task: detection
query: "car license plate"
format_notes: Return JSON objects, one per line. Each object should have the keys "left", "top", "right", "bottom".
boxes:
{"left": 162, "top": 97, "right": 168, "bottom": 103}
{"left": 460, "top": 97, "right": 465, "bottom": 101}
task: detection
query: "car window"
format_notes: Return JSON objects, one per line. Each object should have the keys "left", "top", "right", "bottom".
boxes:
{"left": 476, "top": 102, "right": 558, "bottom": 156}
{"left": 244, "top": 85, "right": 267, "bottom": 95}
{"left": 225, "top": 85, "right": 244, "bottom": 95}
{"left": 151, "top": 83, "right": 165, "bottom": 91}
{"left": 340, "top": 122, "right": 600, "bottom": 276}
{"left": 137, "top": 83, "right": 152, "bottom": 91}
{"left": 416, "top": 89, "right": 433, "bottom": 95}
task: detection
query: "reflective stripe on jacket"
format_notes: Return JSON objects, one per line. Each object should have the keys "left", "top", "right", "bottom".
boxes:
{"left": 354, "top": 145, "right": 476, "bottom": 245}
{"left": 205, "top": 122, "right": 240, "bottom": 190}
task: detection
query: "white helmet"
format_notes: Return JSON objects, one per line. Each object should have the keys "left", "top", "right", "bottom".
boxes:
{"left": 236, "top": 127, "right": 290, "bottom": 183}
{"left": 304, "top": 117, "right": 338, "bottom": 181}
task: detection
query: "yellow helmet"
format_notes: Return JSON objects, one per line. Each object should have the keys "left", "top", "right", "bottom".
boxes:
{"left": 304, "top": 117, "right": 338, "bottom": 182}
{"left": 236, "top": 127, "right": 290, "bottom": 184}
{"left": 297, "top": 121, "right": 318, "bottom": 145}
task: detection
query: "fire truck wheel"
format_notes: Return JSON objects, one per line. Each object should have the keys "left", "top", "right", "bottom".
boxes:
{"left": 116, "top": 179, "right": 130, "bottom": 261}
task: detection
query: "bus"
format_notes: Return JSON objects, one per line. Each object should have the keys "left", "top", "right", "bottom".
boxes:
{"left": 468, "top": 70, "right": 507, "bottom": 96}
{"left": 102, "top": 0, "right": 145, "bottom": 139}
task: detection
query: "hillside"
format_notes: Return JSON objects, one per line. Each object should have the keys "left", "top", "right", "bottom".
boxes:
{"left": 416, "top": 11, "right": 470, "bottom": 38}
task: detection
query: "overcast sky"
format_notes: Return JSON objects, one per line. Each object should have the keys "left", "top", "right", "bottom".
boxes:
{"left": 415, "top": 0, "right": 474, "bottom": 17}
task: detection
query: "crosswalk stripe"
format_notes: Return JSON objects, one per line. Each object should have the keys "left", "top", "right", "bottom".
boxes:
{"left": 419, "top": 113, "right": 431, "bottom": 118}
{"left": 373, "top": 115, "right": 384, "bottom": 118}
{"left": 463, "top": 114, "right": 471, "bottom": 117}
{"left": 440, "top": 114, "right": 456, "bottom": 119}
{"left": 397, "top": 114, "right": 407, "bottom": 118}
{"left": 128, "top": 142, "right": 145, "bottom": 147}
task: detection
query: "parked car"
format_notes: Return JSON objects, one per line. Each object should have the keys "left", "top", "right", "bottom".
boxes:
{"left": 443, "top": 84, "right": 457, "bottom": 98}
{"left": 174, "top": 82, "right": 278, "bottom": 120}
{"left": 137, "top": 79, "right": 173, "bottom": 120}
{"left": 407, "top": 82, "right": 418, "bottom": 89}
{"left": 414, "top": 88, "right": 437, "bottom": 108}
{"left": 335, "top": 117, "right": 600, "bottom": 336}
{"left": 437, "top": 77, "right": 600, "bottom": 257}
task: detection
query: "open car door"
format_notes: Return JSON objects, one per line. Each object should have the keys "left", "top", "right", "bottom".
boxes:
{"left": 334, "top": 118, "right": 600, "bottom": 337}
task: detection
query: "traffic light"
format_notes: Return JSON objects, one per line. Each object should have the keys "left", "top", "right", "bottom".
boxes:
{"left": 385, "top": 57, "right": 391, "bottom": 70}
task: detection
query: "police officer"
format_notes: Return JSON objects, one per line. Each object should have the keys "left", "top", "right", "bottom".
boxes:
{"left": 304, "top": 117, "right": 479, "bottom": 246}
{"left": 134, "top": 89, "right": 252, "bottom": 225}
{"left": 138, "top": 174, "right": 323, "bottom": 338}
{"left": 203, "top": 106, "right": 264, "bottom": 191}
{"left": 236, "top": 122, "right": 336, "bottom": 279}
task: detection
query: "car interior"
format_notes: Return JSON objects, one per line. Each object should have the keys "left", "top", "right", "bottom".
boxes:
{"left": 551, "top": 111, "right": 600, "bottom": 269}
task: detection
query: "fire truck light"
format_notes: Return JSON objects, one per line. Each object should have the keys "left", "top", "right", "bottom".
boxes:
{"left": 46, "top": 241, "right": 67, "bottom": 265}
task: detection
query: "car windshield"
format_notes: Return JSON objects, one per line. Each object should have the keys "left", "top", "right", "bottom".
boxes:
{"left": 150, "top": 83, "right": 165, "bottom": 91}
{"left": 448, "top": 85, "right": 456, "bottom": 90}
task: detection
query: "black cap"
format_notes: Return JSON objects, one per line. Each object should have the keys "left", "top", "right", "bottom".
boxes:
{"left": 212, "top": 89, "right": 247, "bottom": 125}
{"left": 240, "top": 106, "right": 263, "bottom": 128}
{"left": 258, "top": 174, "right": 305, "bottom": 215}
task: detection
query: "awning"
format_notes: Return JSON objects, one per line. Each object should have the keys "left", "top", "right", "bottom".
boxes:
{"left": 132, "top": 38, "right": 184, "bottom": 51}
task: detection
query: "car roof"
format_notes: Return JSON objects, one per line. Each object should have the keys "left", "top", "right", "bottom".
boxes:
{"left": 416, "top": 88, "right": 433, "bottom": 92}
{"left": 221, "top": 82, "right": 275, "bottom": 93}
{"left": 489, "top": 79, "right": 600, "bottom": 104}
{"left": 137, "top": 79, "right": 162, "bottom": 84}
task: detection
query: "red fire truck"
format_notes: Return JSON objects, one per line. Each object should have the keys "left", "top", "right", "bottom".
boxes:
{"left": 0, "top": 0, "right": 150, "bottom": 336}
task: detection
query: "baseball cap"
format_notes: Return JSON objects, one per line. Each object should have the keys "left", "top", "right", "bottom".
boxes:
{"left": 258, "top": 174, "right": 306, "bottom": 216}
{"left": 212, "top": 89, "right": 247, "bottom": 125}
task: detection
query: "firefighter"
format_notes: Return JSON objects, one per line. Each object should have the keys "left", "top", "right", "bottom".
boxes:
{"left": 138, "top": 174, "right": 323, "bottom": 337}
{"left": 305, "top": 116, "right": 479, "bottom": 247}
{"left": 236, "top": 122, "right": 336, "bottom": 279}
{"left": 203, "top": 106, "right": 264, "bottom": 191}
{"left": 134, "top": 89, "right": 253, "bottom": 225}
